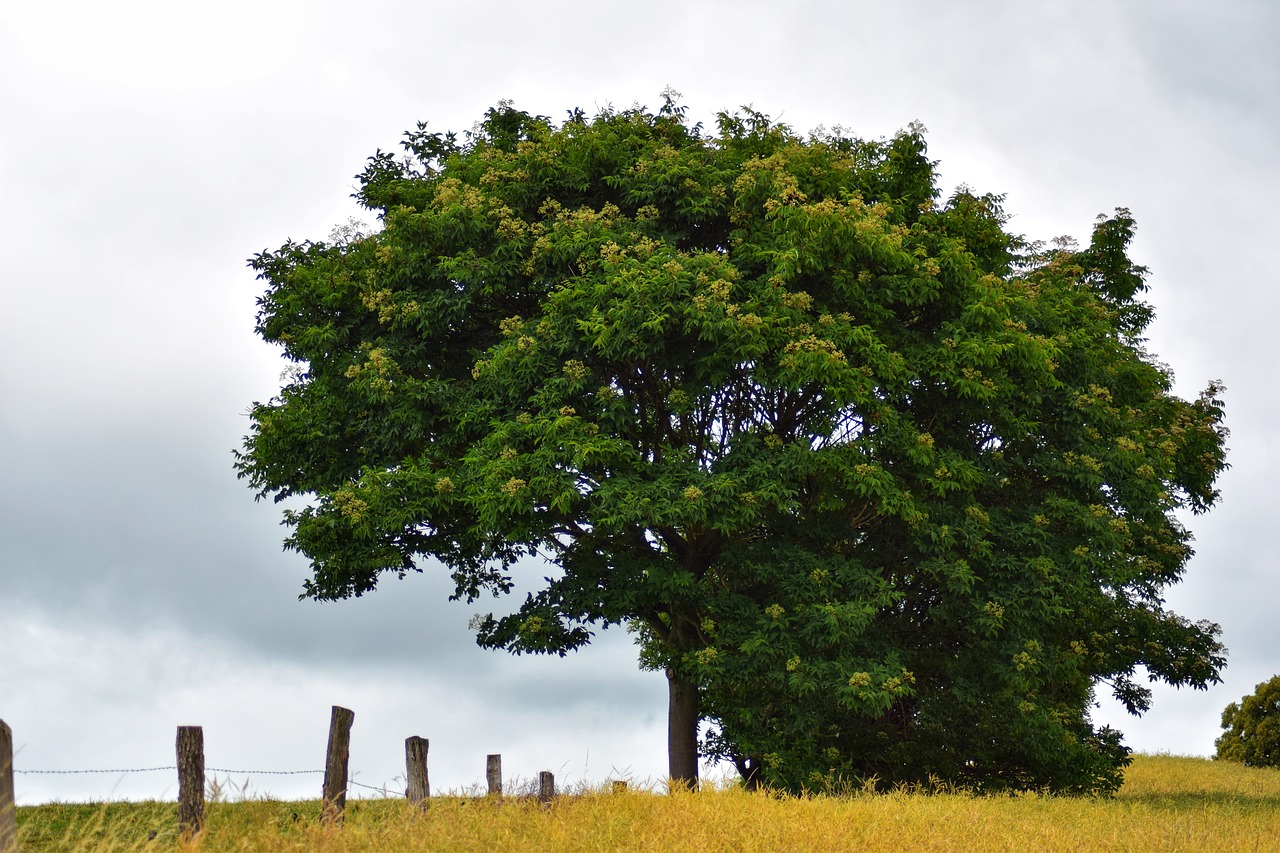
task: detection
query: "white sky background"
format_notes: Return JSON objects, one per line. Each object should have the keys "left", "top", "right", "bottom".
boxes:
{"left": 1, "top": 0, "right": 1276, "bottom": 803}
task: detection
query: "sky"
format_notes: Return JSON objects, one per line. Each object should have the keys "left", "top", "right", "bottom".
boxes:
{"left": 1, "top": 0, "right": 1276, "bottom": 804}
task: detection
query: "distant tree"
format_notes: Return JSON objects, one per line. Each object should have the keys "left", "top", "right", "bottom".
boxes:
{"left": 236, "top": 96, "right": 1228, "bottom": 793}
{"left": 1216, "top": 677, "right": 1280, "bottom": 767}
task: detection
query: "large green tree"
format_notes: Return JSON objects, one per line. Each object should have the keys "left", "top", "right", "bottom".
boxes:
{"left": 236, "top": 96, "right": 1228, "bottom": 792}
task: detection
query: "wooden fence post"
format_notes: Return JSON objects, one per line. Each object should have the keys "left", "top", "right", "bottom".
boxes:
{"left": 176, "top": 726, "right": 205, "bottom": 837}
{"left": 0, "top": 719, "right": 15, "bottom": 853}
{"left": 486, "top": 754, "right": 502, "bottom": 796}
{"left": 321, "top": 706, "right": 355, "bottom": 825}
{"left": 405, "top": 736, "right": 429, "bottom": 809}
{"left": 612, "top": 780, "right": 628, "bottom": 794}
{"left": 537, "top": 770, "right": 554, "bottom": 805}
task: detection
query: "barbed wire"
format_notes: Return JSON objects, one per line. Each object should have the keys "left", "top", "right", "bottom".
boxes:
{"left": 209, "top": 768, "right": 324, "bottom": 776}
{"left": 16, "top": 767, "right": 178, "bottom": 775}
{"left": 16, "top": 765, "right": 402, "bottom": 795}
{"left": 17, "top": 767, "right": 324, "bottom": 776}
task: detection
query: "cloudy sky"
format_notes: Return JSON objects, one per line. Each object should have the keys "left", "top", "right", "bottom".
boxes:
{"left": 2, "top": 0, "right": 1276, "bottom": 804}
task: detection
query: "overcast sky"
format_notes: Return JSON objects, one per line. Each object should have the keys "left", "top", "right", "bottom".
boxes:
{"left": 2, "top": 0, "right": 1276, "bottom": 804}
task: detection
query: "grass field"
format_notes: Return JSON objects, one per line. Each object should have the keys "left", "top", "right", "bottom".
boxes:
{"left": 14, "top": 754, "right": 1280, "bottom": 851}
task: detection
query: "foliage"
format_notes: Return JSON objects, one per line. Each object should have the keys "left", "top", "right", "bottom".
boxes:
{"left": 1216, "top": 676, "right": 1280, "bottom": 767}
{"left": 236, "top": 95, "right": 1228, "bottom": 794}
{"left": 683, "top": 204, "right": 1230, "bottom": 794}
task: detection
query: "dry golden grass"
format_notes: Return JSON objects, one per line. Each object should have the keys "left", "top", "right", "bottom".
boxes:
{"left": 15, "top": 754, "right": 1280, "bottom": 851}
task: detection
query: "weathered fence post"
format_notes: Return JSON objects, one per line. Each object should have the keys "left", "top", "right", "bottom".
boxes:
{"left": 0, "top": 719, "right": 15, "bottom": 853}
{"left": 321, "top": 706, "right": 355, "bottom": 825}
{"left": 405, "top": 736, "right": 429, "bottom": 809}
{"left": 537, "top": 770, "right": 555, "bottom": 805}
{"left": 486, "top": 754, "right": 502, "bottom": 796}
{"left": 176, "top": 726, "right": 205, "bottom": 837}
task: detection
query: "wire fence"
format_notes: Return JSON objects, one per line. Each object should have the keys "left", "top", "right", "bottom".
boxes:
{"left": 0, "top": 704, "right": 558, "bottom": 838}
{"left": 14, "top": 766, "right": 396, "bottom": 794}
{"left": 5, "top": 712, "right": 573, "bottom": 849}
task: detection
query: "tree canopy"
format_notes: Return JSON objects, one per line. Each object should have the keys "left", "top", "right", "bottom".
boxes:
{"left": 237, "top": 95, "right": 1229, "bottom": 794}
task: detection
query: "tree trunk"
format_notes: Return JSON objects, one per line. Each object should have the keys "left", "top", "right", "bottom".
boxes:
{"left": 666, "top": 667, "right": 699, "bottom": 789}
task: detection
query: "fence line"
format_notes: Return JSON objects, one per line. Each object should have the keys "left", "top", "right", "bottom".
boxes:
{"left": 0, "top": 705, "right": 563, "bottom": 841}
{"left": 18, "top": 765, "right": 338, "bottom": 774}
{"left": 16, "top": 766, "right": 180, "bottom": 775}
{"left": 16, "top": 766, "right": 408, "bottom": 793}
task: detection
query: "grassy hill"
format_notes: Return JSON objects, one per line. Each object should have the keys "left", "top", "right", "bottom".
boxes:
{"left": 15, "top": 754, "right": 1280, "bottom": 851}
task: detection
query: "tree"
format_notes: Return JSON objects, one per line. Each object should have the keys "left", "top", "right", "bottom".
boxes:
{"left": 236, "top": 96, "right": 1228, "bottom": 792}
{"left": 1216, "top": 677, "right": 1280, "bottom": 767}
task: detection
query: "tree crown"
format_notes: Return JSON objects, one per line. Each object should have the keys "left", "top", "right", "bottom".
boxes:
{"left": 238, "top": 98, "right": 1229, "bottom": 794}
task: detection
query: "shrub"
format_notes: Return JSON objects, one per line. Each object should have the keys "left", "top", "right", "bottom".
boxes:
{"left": 1215, "top": 675, "right": 1280, "bottom": 767}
